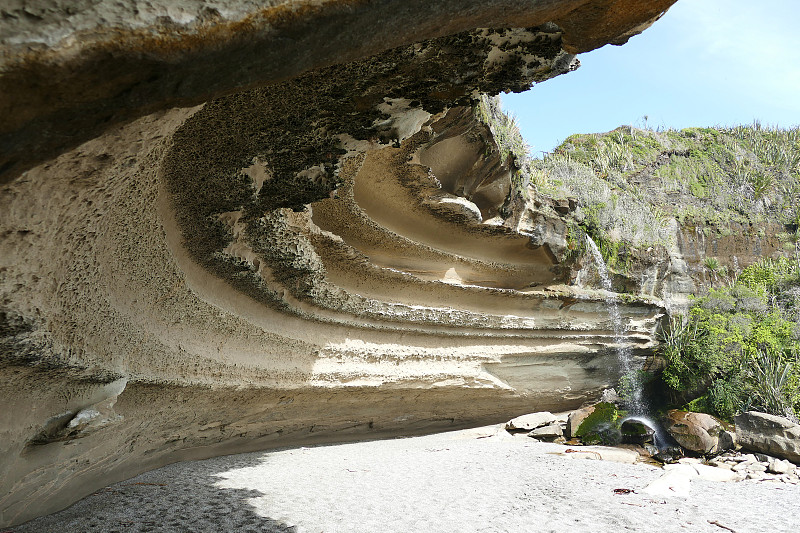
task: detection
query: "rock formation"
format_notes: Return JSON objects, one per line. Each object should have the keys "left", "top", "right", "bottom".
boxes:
{"left": 663, "top": 410, "right": 734, "bottom": 454}
{"left": 527, "top": 124, "right": 799, "bottom": 313}
{"left": 735, "top": 411, "right": 800, "bottom": 463}
{"left": 0, "top": 0, "right": 676, "bottom": 526}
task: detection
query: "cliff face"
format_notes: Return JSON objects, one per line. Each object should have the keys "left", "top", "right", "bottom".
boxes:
{"left": 526, "top": 125, "right": 800, "bottom": 311}
{"left": 0, "top": 0, "right": 675, "bottom": 526}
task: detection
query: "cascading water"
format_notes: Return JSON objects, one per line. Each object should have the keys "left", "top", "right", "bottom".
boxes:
{"left": 584, "top": 235, "right": 669, "bottom": 447}
{"left": 584, "top": 235, "right": 646, "bottom": 412}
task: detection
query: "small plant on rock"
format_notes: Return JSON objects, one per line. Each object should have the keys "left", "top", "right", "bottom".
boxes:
{"left": 746, "top": 349, "right": 798, "bottom": 422}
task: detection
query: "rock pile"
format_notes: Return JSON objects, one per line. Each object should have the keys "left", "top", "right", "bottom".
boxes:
{"left": 507, "top": 407, "right": 800, "bottom": 479}
{"left": 708, "top": 452, "right": 799, "bottom": 484}
{"left": 503, "top": 404, "right": 800, "bottom": 501}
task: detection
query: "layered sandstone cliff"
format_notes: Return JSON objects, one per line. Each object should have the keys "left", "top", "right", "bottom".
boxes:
{"left": 0, "top": 0, "right": 675, "bottom": 526}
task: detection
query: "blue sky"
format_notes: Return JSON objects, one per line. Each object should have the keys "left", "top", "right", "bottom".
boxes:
{"left": 502, "top": 0, "right": 800, "bottom": 156}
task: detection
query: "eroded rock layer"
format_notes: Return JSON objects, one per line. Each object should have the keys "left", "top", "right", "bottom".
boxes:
{"left": 0, "top": 0, "right": 675, "bottom": 526}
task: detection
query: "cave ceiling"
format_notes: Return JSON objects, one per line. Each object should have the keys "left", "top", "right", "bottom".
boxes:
{"left": 0, "top": 0, "right": 676, "bottom": 527}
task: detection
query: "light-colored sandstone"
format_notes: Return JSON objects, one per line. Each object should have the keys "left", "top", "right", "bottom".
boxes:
{"left": 506, "top": 412, "right": 557, "bottom": 431}
{"left": 0, "top": 0, "right": 677, "bottom": 527}
{"left": 643, "top": 465, "right": 697, "bottom": 497}
{"left": 691, "top": 464, "right": 739, "bottom": 483}
{"left": 528, "top": 423, "right": 564, "bottom": 439}
{"left": 561, "top": 446, "right": 640, "bottom": 464}
{"left": 769, "top": 458, "right": 796, "bottom": 474}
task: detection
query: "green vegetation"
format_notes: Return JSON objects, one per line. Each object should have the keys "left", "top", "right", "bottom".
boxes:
{"left": 479, "top": 102, "right": 800, "bottom": 422}
{"left": 703, "top": 257, "right": 728, "bottom": 288}
{"left": 478, "top": 102, "right": 800, "bottom": 423}
{"left": 477, "top": 102, "right": 800, "bottom": 236}
{"left": 474, "top": 104, "right": 800, "bottom": 271}
{"left": 528, "top": 133, "right": 674, "bottom": 265}
{"left": 575, "top": 402, "right": 623, "bottom": 445}
{"left": 527, "top": 122, "right": 800, "bottom": 265}
{"left": 658, "top": 257, "right": 800, "bottom": 421}
{"left": 474, "top": 95, "right": 532, "bottom": 196}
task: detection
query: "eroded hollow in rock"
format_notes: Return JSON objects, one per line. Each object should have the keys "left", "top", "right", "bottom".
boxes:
{"left": 0, "top": 1, "right": 678, "bottom": 527}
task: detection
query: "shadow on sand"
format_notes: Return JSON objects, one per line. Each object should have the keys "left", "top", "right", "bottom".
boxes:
{"left": 11, "top": 451, "right": 295, "bottom": 533}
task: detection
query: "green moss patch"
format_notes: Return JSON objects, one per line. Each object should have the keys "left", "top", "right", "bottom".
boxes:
{"left": 575, "top": 402, "right": 623, "bottom": 445}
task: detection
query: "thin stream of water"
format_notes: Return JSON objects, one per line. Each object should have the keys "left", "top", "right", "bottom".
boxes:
{"left": 584, "top": 236, "right": 646, "bottom": 414}
{"left": 585, "top": 235, "right": 672, "bottom": 449}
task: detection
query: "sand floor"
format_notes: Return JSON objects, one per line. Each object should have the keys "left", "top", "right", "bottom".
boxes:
{"left": 11, "top": 425, "right": 799, "bottom": 533}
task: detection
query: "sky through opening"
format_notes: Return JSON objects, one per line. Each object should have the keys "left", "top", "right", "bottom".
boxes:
{"left": 502, "top": 0, "right": 800, "bottom": 156}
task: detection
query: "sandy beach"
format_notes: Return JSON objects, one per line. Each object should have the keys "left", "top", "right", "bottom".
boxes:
{"left": 10, "top": 424, "right": 799, "bottom": 533}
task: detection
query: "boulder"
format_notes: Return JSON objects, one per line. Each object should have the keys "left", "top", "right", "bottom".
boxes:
{"left": 734, "top": 411, "right": 800, "bottom": 464}
{"left": 528, "top": 423, "right": 563, "bottom": 440}
{"left": 768, "top": 458, "right": 796, "bottom": 475}
{"left": 718, "top": 428, "right": 737, "bottom": 451}
{"left": 642, "top": 465, "right": 697, "bottom": 497}
{"left": 505, "top": 412, "right": 557, "bottom": 432}
{"left": 653, "top": 445, "right": 684, "bottom": 464}
{"left": 665, "top": 463, "right": 739, "bottom": 483}
{"left": 620, "top": 418, "right": 655, "bottom": 445}
{"left": 573, "top": 402, "right": 621, "bottom": 446}
{"left": 663, "top": 410, "right": 730, "bottom": 454}
{"left": 566, "top": 405, "right": 596, "bottom": 439}
{"left": 562, "top": 446, "right": 639, "bottom": 464}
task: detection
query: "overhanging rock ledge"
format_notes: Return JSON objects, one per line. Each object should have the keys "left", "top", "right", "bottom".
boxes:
{"left": 0, "top": 0, "right": 675, "bottom": 526}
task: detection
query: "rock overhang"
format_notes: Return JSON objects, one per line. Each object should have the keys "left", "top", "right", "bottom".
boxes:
{"left": 0, "top": 0, "right": 676, "bottom": 183}
{"left": 0, "top": 0, "right": 676, "bottom": 527}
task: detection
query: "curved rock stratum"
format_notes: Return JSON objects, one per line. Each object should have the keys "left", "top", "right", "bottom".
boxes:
{"left": 0, "top": 0, "right": 675, "bottom": 526}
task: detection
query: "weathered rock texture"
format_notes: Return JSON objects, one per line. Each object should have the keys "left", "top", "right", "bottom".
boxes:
{"left": 735, "top": 411, "right": 800, "bottom": 464}
{"left": 0, "top": 0, "right": 675, "bottom": 526}
{"left": 664, "top": 410, "right": 733, "bottom": 454}
{"left": 527, "top": 125, "right": 799, "bottom": 313}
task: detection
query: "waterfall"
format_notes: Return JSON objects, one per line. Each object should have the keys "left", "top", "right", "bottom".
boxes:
{"left": 584, "top": 235, "right": 647, "bottom": 415}
{"left": 584, "top": 235, "right": 675, "bottom": 449}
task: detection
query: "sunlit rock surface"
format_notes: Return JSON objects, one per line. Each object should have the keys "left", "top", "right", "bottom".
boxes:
{"left": 0, "top": 0, "right": 675, "bottom": 526}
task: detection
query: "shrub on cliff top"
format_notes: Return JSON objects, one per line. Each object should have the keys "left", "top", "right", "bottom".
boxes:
{"left": 531, "top": 122, "right": 800, "bottom": 264}
{"left": 474, "top": 94, "right": 532, "bottom": 198}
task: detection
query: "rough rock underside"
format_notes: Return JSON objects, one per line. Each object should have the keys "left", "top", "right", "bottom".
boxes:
{"left": 0, "top": 0, "right": 676, "bottom": 526}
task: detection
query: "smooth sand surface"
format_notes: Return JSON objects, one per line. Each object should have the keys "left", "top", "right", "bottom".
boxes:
{"left": 13, "top": 425, "right": 799, "bottom": 533}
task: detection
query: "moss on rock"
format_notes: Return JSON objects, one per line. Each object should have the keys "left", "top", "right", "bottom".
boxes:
{"left": 575, "top": 402, "right": 622, "bottom": 445}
